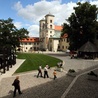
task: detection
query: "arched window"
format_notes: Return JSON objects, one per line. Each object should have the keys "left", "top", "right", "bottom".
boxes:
{"left": 50, "top": 25, "right": 52, "bottom": 29}
{"left": 50, "top": 20, "right": 52, "bottom": 23}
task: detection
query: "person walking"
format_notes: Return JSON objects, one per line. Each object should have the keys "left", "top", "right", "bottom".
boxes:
{"left": 37, "top": 65, "right": 42, "bottom": 78}
{"left": 12, "top": 76, "right": 22, "bottom": 97}
{"left": 46, "top": 64, "right": 50, "bottom": 69}
{"left": 53, "top": 70, "right": 57, "bottom": 80}
{"left": 44, "top": 66, "right": 49, "bottom": 78}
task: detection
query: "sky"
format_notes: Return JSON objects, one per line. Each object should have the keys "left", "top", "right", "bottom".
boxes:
{"left": 0, "top": 0, "right": 98, "bottom": 37}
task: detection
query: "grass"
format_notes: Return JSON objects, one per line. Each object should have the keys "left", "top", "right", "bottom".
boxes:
{"left": 15, "top": 53, "right": 62, "bottom": 73}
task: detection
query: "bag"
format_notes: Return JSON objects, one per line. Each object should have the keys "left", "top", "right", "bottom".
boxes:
{"left": 12, "top": 82, "right": 15, "bottom": 86}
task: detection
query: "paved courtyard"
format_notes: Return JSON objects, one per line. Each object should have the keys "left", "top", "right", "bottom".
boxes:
{"left": 0, "top": 53, "right": 98, "bottom": 98}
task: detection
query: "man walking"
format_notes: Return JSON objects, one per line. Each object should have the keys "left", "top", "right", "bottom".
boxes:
{"left": 44, "top": 66, "right": 49, "bottom": 78}
{"left": 37, "top": 65, "right": 42, "bottom": 78}
{"left": 12, "top": 76, "right": 22, "bottom": 97}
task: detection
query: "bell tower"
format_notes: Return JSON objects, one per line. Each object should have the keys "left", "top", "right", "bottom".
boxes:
{"left": 39, "top": 13, "right": 55, "bottom": 51}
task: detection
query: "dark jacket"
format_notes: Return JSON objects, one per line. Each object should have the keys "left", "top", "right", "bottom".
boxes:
{"left": 12, "top": 79, "right": 20, "bottom": 88}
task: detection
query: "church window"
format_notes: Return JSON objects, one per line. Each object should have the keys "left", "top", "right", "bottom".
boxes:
{"left": 50, "top": 25, "right": 52, "bottom": 29}
{"left": 50, "top": 20, "right": 52, "bottom": 23}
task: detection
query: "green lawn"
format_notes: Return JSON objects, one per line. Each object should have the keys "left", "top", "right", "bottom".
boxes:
{"left": 15, "top": 53, "right": 62, "bottom": 73}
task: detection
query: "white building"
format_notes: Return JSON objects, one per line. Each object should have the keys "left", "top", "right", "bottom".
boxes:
{"left": 19, "top": 37, "right": 40, "bottom": 52}
{"left": 19, "top": 13, "right": 69, "bottom": 52}
{"left": 39, "top": 13, "right": 69, "bottom": 52}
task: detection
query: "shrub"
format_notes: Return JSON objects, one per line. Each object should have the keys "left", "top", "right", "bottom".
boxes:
{"left": 68, "top": 69, "right": 75, "bottom": 73}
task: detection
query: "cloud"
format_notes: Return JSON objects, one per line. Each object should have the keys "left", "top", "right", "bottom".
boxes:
{"left": 13, "top": 0, "right": 98, "bottom": 37}
{"left": 14, "top": 21, "right": 39, "bottom": 37}
{"left": 28, "top": 25, "right": 39, "bottom": 37}
{"left": 13, "top": 0, "right": 77, "bottom": 24}
{"left": 13, "top": 1, "right": 22, "bottom": 10}
{"left": 14, "top": 22, "right": 22, "bottom": 29}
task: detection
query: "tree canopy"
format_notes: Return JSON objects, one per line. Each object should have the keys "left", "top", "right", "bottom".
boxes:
{"left": 62, "top": 2, "right": 98, "bottom": 51}
{"left": 0, "top": 18, "right": 29, "bottom": 51}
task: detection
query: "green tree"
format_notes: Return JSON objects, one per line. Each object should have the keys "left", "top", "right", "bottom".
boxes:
{"left": 0, "top": 18, "right": 29, "bottom": 50}
{"left": 62, "top": 2, "right": 98, "bottom": 51}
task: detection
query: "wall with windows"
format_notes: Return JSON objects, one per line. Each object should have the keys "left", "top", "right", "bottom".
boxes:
{"left": 20, "top": 42, "right": 39, "bottom": 52}
{"left": 20, "top": 37, "right": 40, "bottom": 52}
{"left": 60, "top": 38, "right": 69, "bottom": 51}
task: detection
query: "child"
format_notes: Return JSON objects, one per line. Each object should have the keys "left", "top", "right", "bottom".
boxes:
{"left": 53, "top": 70, "right": 57, "bottom": 80}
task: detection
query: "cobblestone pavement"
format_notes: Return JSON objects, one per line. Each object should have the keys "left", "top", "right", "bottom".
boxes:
{"left": 0, "top": 54, "right": 98, "bottom": 98}
{"left": 0, "top": 73, "right": 74, "bottom": 98}
{"left": 65, "top": 68, "right": 98, "bottom": 98}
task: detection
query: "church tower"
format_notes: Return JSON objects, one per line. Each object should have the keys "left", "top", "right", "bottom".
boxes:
{"left": 39, "top": 13, "right": 55, "bottom": 50}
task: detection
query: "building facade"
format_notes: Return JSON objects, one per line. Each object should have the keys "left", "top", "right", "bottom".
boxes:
{"left": 19, "top": 13, "right": 69, "bottom": 52}
{"left": 19, "top": 37, "right": 40, "bottom": 52}
{"left": 39, "top": 13, "right": 69, "bottom": 52}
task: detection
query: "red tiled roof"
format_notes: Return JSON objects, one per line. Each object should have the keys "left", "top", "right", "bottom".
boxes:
{"left": 55, "top": 25, "right": 62, "bottom": 31}
{"left": 20, "top": 37, "right": 39, "bottom": 43}
{"left": 61, "top": 33, "right": 68, "bottom": 38}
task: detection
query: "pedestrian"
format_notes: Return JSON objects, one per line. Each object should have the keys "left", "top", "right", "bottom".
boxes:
{"left": 37, "top": 65, "right": 42, "bottom": 78}
{"left": 59, "top": 61, "right": 63, "bottom": 67}
{"left": 44, "top": 66, "right": 49, "bottom": 78}
{"left": 53, "top": 70, "right": 57, "bottom": 80}
{"left": 12, "top": 76, "right": 22, "bottom": 97}
{"left": 46, "top": 64, "right": 50, "bottom": 69}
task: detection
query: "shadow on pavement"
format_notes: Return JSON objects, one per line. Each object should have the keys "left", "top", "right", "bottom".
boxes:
{"left": 2, "top": 75, "right": 74, "bottom": 98}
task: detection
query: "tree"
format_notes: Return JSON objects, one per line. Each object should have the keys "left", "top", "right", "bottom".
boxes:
{"left": 62, "top": 2, "right": 98, "bottom": 51}
{"left": 0, "top": 18, "right": 29, "bottom": 50}
{"left": 0, "top": 18, "right": 29, "bottom": 73}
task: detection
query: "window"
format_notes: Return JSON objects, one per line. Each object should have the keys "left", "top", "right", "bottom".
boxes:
{"left": 58, "top": 46, "right": 60, "bottom": 49}
{"left": 50, "top": 31, "right": 52, "bottom": 33}
{"left": 62, "top": 46, "right": 64, "bottom": 49}
{"left": 50, "top": 35, "right": 52, "bottom": 37}
{"left": 50, "top": 25, "right": 52, "bottom": 29}
{"left": 30, "top": 47, "right": 32, "bottom": 49}
{"left": 50, "top": 20, "right": 52, "bottom": 23}
{"left": 50, "top": 40, "right": 52, "bottom": 42}
{"left": 43, "top": 23, "right": 44, "bottom": 28}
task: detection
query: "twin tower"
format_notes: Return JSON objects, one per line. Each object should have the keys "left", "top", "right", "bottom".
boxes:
{"left": 39, "top": 13, "right": 62, "bottom": 52}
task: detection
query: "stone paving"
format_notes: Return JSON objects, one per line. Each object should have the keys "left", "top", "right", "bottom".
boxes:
{"left": 0, "top": 53, "right": 98, "bottom": 98}
{"left": 65, "top": 68, "right": 98, "bottom": 98}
